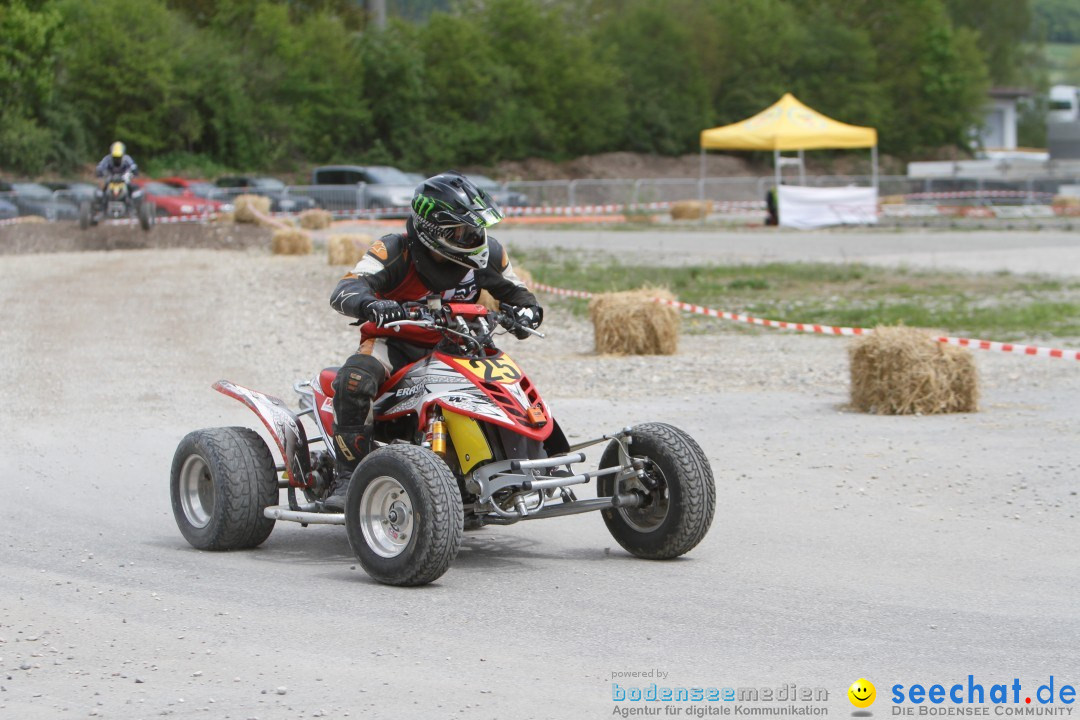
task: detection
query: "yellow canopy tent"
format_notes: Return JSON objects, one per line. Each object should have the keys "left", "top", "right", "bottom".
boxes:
{"left": 699, "top": 93, "right": 878, "bottom": 190}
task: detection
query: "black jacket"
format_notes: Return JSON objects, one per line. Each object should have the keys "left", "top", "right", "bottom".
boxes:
{"left": 331, "top": 231, "right": 537, "bottom": 344}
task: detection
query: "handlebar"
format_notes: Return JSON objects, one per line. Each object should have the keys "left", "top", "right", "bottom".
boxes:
{"left": 383, "top": 302, "right": 545, "bottom": 345}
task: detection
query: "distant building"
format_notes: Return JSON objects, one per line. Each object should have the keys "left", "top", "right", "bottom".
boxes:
{"left": 977, "top": 87, "right": 1032, "bottom": 152}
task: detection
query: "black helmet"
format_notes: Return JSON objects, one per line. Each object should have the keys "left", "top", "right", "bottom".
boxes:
{"left": 409, "top": 171, "right": 503, "bottom": 270}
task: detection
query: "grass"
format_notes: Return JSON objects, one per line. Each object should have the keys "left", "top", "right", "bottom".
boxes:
{"left": 1045, "top": 42, "right": 1080, "bottom": 85}
{"left": 514, "top": 248, "right": 1080, "bottom": 341}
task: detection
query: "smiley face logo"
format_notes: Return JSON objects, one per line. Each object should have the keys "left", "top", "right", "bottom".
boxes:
{"left": 848, "top": 678, "right": 876, "bottom": 708}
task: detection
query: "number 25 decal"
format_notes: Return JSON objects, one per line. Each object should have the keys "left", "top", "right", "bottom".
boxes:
{"left": 454, "top": 356, "right": 522, "bottom": 384}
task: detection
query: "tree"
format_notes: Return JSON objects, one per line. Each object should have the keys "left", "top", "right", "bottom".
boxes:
{"left": 595, "top": 0, "right": 709, "bottom": 154}
{"left": 814, "top": 0, "right": 990, "bottom": 155}
{"left": 945, "top": 0, "right": 1033, "bottom": 85}
{"left": 0, "top": 0, "right": 63, "bottom": 172}
{"left": 56, "top": 0, "right": 202, "bottom": 158}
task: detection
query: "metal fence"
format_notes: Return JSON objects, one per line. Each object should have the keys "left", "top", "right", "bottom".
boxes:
{"left": 193, "top": 175, "right": 1080, "bottom": 213}
{"left": 3, "top": 174, "right": 1079, "bottom": 222}
{"left": 499, "top": 175, "right": 1080, "bottom": 208}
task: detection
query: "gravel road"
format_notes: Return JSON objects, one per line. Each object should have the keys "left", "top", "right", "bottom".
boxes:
{"left": 1, "top": 227, "right": 1078, "bottom": 719}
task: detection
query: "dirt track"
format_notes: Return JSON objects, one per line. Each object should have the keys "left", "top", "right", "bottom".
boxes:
{"left": 1, "top": 226, "right": 1078, "bottom": 719}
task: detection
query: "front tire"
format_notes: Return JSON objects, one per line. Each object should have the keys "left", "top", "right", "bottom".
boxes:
{"left": 170, "top": 427, "right": 278, "bottom": 550}
{"left": 345, "top": 445, "right": 463, "bottom": 586}
{"left": 78, "top": 202, "right": 90, "bottom": 231}
{"left": 598, "top": 423, "right": 715, "bottom": 559}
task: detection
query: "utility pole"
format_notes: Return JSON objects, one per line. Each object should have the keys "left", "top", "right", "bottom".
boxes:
{"left": 370, "top": 0, "right": 386, "bottom": 29}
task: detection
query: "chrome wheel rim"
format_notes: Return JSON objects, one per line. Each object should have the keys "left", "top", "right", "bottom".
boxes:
{"left": 359, "top": 476, "right": 413, "bottom": 558}
{"left": 620, "top": 460, "right": 670, "bottom": 532}
{"left": 179, "top": 455, "right": 215, "bottom": 529}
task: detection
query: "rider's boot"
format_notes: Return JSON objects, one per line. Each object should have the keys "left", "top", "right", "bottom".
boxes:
{"left": 324, "top": 425, "right": 372, "bottom": 512}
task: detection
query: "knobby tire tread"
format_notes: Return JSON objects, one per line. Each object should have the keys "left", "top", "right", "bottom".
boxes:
{"left": 353, "top": 445, "right": 463, "bottom": 586}
{"left": 173, "top": 427, "right": 277, "bottom": 551}
{"left": 601, "top": 422, "right": 716, "bottom": 559}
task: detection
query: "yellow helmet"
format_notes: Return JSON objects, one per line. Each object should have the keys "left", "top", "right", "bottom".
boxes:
{"left": 110, "top": 141, "right": 125, "bottom": 158}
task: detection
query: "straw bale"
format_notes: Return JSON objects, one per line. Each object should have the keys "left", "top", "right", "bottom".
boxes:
{"left": 234, "top": 194, "right": 272, "bottom": 224}
{"left": 624, "top": 211, "right": 657, "bottom": 224}
{"left": 271, "top": 228, "right": 312, "bottom": 256}
{"left": 670, "top": 200, "right": 712, "bottom": 221}
{"left": 849, "top": 325, "right": 978, "bottom": 415}
{"left": 327, "top": 234, "right": 373, "bottom": 266}
{"left": 212, "top": 211, "right": 234, "bottom": 224}
{"left": 20, "top": 215, "right": 47, "bottom": 223}
{"left": 1052, "top": 194, "right": 1080, "bottom": 208}
{"left": 298, "top": 208, "right": 332, "bottom": 230}
{"left": 589, "top": 287, "right": 680, "bottom": 355}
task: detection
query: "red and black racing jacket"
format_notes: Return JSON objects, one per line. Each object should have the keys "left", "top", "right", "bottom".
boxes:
{"left": 330, "top": 232, "right": 538, "bottom": 347}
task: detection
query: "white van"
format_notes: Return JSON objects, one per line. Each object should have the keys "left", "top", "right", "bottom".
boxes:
{"left": 1048, "top": 85, "right": 1080, "bottom": 124}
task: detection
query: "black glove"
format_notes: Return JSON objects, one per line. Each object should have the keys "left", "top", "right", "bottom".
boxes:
{"left": 364, "top": 299, "right": 406, "bottom": 327}
{"left": 509, "top": 304, "right": 543, "bottom": 339}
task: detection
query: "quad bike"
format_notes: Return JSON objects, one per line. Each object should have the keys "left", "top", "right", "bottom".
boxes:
{"left": 170, "top": 300, "right": 716, "bottom": 585}
{"left": 79, "top": 173, "right": 153, "bottom": 231}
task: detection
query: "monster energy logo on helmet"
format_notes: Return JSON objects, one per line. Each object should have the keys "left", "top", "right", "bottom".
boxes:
{"left": 412, "top": 194, "right": 451, "bottom": 218}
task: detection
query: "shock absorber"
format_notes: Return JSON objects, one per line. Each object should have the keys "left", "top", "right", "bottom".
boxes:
{"left": 429, "top": 415, "right": 447, "bottom": 458}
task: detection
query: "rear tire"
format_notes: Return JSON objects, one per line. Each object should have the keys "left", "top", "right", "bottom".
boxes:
{"left": 138, "top": 201, "right": 154, "bottom": 231}
{"left": 598, "top": 423, "right": 715, "bottom": 559}
{"left": 345, "top": 445, "right": 463, "bottom": 586}
{"left": 170, "top": 427, "right": 278, "bottom": 550}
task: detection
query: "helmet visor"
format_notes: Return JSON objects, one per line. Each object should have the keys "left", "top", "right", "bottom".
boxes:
{"left": 439, "top": 224, "right": 486, "bottom": 249}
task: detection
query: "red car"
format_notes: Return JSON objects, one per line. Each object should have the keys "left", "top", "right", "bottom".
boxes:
{"left": 158, "top": 176, "right": 250, "bottom": 207}
{"left": 136, "top": 179, "right": 231, "bottom": 217}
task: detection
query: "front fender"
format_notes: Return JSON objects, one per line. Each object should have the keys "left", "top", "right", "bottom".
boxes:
{"left": 213, "top": 380, "right": 311, "bottom": 487}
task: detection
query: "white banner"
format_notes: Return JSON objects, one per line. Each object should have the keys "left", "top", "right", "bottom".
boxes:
{"left": 777, "top": 185, "right": 878, "bottom": 229}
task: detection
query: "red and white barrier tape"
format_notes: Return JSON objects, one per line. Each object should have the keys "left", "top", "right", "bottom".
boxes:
{"left": 933, "top": 336, "right": 1080, "bottom": 361}
{"left": 904, "top": 190, "right": 1054, "bottom": 201}
{"left": 532, "top": 282, "right": 1080, "bottom": 361}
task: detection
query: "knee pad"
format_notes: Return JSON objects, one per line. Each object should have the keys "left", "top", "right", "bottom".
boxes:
{"left": 332, "top": 354, "right": 387, "bottom": 427}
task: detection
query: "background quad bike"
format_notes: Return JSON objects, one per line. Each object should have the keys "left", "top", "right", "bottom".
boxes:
{"left": 79, "top": 191, "right": 155, "bottom": 231}
{"left": 170, "top": 419, "right": 715, "bottom": 587}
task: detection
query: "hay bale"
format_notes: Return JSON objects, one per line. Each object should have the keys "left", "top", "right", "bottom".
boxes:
{"left": 212, "top": 211, "right": 234, "bottom": 224}
{"left": 589, "top": 288, "right": 680, "bottom": 355}
{"left": 234, "top": 194, "right": 272, "bottom": 224}
{"left": 21, "top": 215, "right": 47, "bottom": 223}
{"left": 327, "top": 234, "right": 373, "bottom": 266}
{"left": 1052, "top": 194, "right": 1080, "bottom": 208}
{"left": 670, "top": 200, "right": 712, "bottom": 221}
{"left": 271, "top": 228, "right": 312, "bottom": 256}
{"left": 298, "top": 208, "right": 332, "bottom": 230}
{"left": 849, "top": 326, "right": 978, "bottom": 415}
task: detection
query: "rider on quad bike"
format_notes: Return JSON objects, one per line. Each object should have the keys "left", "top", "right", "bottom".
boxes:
{"left": 95, "top": 141, "right": 139, "bottom": 203}
{"left": 326, "top": 170, "right": 543, "bottom": 511}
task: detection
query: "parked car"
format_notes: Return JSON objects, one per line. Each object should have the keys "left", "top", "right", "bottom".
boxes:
{"left": 0, "top": 197, "right": 18, "bottom": 220}
{"left": 0, "top": 181, "right": 80, "bottom": 220}
{"left": 135, "top": 180, "right": 231, "bottom": 217}
{"left": 469, "top": 173, "right": 530, "bottom": 208}
{"left": 157, "top": 177, "right": 227, "bottom": 201}
{"left": 402, "top": 171, "right": 528, "bottom": 209}
{"left": 307, "top": 165, "right": 415, "bottom": 215}
{"left": 42, "top": 181, "right": 99, "bottom": 205}
{"left": 213, "top": 176, "right": 317, "bottom": 213}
